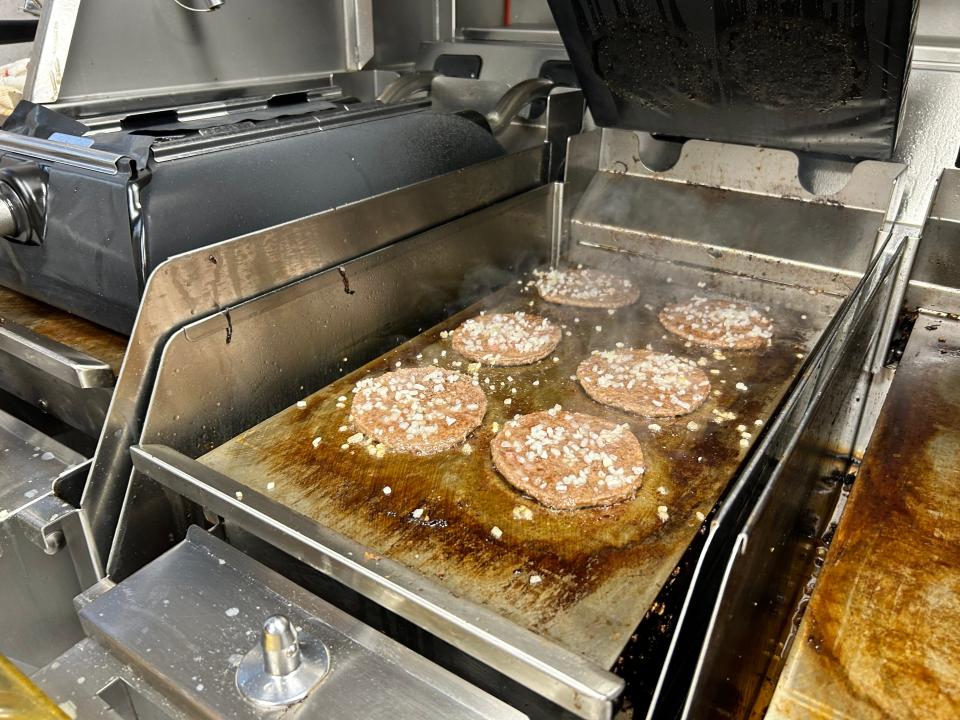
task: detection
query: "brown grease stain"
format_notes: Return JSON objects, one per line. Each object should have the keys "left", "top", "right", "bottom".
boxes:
{"left": 770, "top": 319, "right": 960, "bottom": 719}
{"left": 0, "top": 286, "right": 126, "bottom": 372}
{"left": 202, "top": 270, "right": 822, "bottom": 665}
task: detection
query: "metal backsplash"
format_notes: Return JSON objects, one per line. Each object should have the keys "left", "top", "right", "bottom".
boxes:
{"left": 25, "top": 0, "right": 373, "bottom": 114}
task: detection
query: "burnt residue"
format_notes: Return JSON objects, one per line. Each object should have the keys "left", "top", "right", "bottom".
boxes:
{"left": 338, "top": 265, "right": 356, "bottom": 295}
{"left": 770, "top": 318, "right": 960, "bottom": 718}
{"left": 720, "top": 14, "right": 865, "bottom": 110}
{"left": 224, "top": 310, "right": 233, "bottom": 345}
{"left": 0, "top": 286, "right": 127, "bottom": 372}
{"left": 201, "top": 268, "right": 827, "bottom": 666}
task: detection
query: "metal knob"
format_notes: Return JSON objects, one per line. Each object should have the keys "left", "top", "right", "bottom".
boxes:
{"left": 262, "top": 615, "right": 300, "bottom": 676}
{"left": 236, "top": 614, "right": 330, "bottom": 707}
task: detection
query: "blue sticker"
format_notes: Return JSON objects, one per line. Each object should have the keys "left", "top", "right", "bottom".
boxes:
{"left": 49, "top": 132, "right": 95, "bottom": 148}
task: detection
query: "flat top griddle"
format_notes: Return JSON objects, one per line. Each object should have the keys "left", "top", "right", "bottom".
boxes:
{"left": 201, "top": 262, "right": 839, "bottom": 668}
{"left": 769, "top": 315, "right": 960, "bottom": 719}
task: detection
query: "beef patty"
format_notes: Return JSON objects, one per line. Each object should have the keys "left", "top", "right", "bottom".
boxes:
{"left": 491, "top": 409, "right": 645, "bottom": 510}
{"left": 534, "top": 267, "right": 640, "bottom": 309}
{"left": 452, "top": 312, "right": 561, "bottom": 366}
{"left": 659, "top": 297, "right": 774, "bottom": 349}
{"left": 577, "top": 349, "right": 710, "bottom": 417}
{"left": 350, "top": 367, "right": 486, "bottom": 455}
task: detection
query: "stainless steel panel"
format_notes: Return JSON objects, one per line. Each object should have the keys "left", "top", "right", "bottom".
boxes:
{"left": 131, "top": 446, "right": 620, "bottom": 720}
{"left": 416, "top": 39, "right": 568, "bottom": 87}
{"left": 77, "top": 527, "right": 527, "bottom": 720}
{"left": 82, "top": 147, "right": 545, "bottom": 578}
{"left": 908, "top": 169, "right": 960, "bottom": 314}
{"left": 0, "top": 409, "right": 87, "bottom": 670}
{"left": 33, "top": 638, "right": 186, "bottom": 719}
{"left": 655, "top": 234, "right": 906, "bottom": 719}
{"left": 106, "top": 184, "right": 555, "bottom": 581}
{"left": 27, "top": 0, "right": 373, "bottom": 111}
{"left": 0, "top": 319, "right": 114, "bottom": 389}
{"left": 768, "top": 312, "right": 960, "bottom": 720}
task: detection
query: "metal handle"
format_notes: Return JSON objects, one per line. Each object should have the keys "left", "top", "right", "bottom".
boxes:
{"left": 377, "top": 71, "right": 438, "bottom": 104}
{"left": 0, "top": 318, "right": 116, "bottom": 388}
{"left": 486, "top": 78, "right": 555, "bottom": 136}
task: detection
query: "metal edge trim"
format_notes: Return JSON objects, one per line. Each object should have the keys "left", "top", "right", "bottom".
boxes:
{"left": 646, "top": 231, "right": 907, "bottom": 719}
{"left": 129, "top": 444, "right": 624, "bottom": 720}
{"left": 677, "top": 234, "right": 907, "bottom": 718}
{"left": 0, "top": 130, "right": 122, "bottom": 175}
{"left": 0, "top": 318, "right": 116, "bottom": 389}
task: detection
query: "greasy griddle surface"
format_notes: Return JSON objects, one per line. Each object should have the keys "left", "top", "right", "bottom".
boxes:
{"left": 201, "top": 266, "right": 836, "bottom": 667}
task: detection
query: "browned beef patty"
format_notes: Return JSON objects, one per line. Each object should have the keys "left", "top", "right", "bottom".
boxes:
{"left": 491, "top": 409, "right": 645, "bottom": 510}
{"left": 659, "top": 297, "right": 774, "bottom": 349}
{"left": 534, "top": 267, "right": 640, "bottom": 309}
{"left": 452, "top": 312, "right": 561, "bottom": 366}
{"left": 577, "top": 349, "right": 710, "bottom": 417}
{"left": 350, "top": 367, "right": 486, "bottom": 455}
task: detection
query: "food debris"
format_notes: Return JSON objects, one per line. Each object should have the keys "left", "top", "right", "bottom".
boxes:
{"left": 234, "top": 491, "right": 243, "bottom": 501}
{"left": 595, "top": 325, "right": 603, "bottom": 332}
{"left": 686, "top": 420, "right": 700, "bottom": 431}
{"left": 504, "top": 398, "right": 512, "bottom": 406}
{"left": 492, "top": 421, "right": 501, "bottom": 433}
{"left": 340, "top": 443, "right": 350, "bottom": 450}
{"left": 266, "top": 482, "right": 275, "bottom": 491}
{"left": 739, "top": 438, "right": 750, "bottom": 448}
{"left": 657, "top": 505, "right": 670, "bottom": 522}
{"left": 412, "top": 508, "right": 424, "bottom": 519}
{"left": 296, "top": 400, "right": 307, "bottom": 409}
{"left": 490, "top": 526, "right": 503, "bottom": 540}
{"left": 696, "top": 511, "right": 706, "bottom": 522}
{"left": 467, "top": 362, "right": 481, "bottom": 373}
{"left": 512, "top": 505, "right": 534, "bottom": 521}
{"left": 754, "top": 419, "right": 764, "bottom": 426}
{"left": 440, "top": 330, "right": 449, "bottom": 339}
{"left": 382, "top": 486, "right": 392, "bottom": 495}
{"left": 346, "top": 432, "right": 364, "bottom": 444}
{"left": 648, "top": 423, "right": 662, "bottom": 433}
{"left": 338, "top": 425, "right": 348, "bottom": 432}
{"left": 736, "top": 424, "right": 747, "bottom": 432}
{"left": 800, "top": 314, "right": 807, "bottom": 320}
{"left": 311, "top": 437, "right": 322, "bottom": 448}
{"left": 657, "top": 486, "right": 668, "bottom": 495}
{"left": 529, "top": 574, "right": 542, "bottom": 585}
{"left": 461, "top": 443, "right": 473, "bottom": 455}
{"left": 735, "top": 382, "right": 748, "bottom": 391}
{"left": 709, "top": 368, "right": 720, "bottom": 375}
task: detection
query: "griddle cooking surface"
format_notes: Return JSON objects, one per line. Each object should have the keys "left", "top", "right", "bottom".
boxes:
{"left": 201, "top": 264, "right": 837, "bottom": 667}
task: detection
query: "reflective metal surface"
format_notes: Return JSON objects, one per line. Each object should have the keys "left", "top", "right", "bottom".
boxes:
{"left": 0, "top": 409, "right": 88, "bottom": 671}
{"left": 0, "top": 286, "right": 124, "bottom": 436}
{"left": 0, "top": 320, "right": 115, "bottom": 389}
{"left": 131, "top": 445, "right": 621, "bottom": 720}
{"left": 64, "top": 527, "right": 526, "bottom": 719}
{"left": 0, "top": 131, "right": 122, "bottom": 175}
{"left": 658, "top": 234, "right": 906, "bottom": 720}
{"left": 26, "top": 0, "right": 374, "bottom": 113}
{"left": 768, "top": 314, "right": 960, "bottom": 720}
{"left": 235, "top": 614, "right": 330, "bottom": 707}
{"left": 82, "top": 147, "right": 545, "bottom": 578}
{"left": 909, "top": 169, "right": 960, "bottom": 315}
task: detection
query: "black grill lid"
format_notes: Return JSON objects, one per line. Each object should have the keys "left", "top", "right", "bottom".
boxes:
{"left": 547, "top": 0, "right": 917, "bottom": 159}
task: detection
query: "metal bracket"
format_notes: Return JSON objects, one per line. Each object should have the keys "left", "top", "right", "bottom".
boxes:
{"left": 0, "top": 317, "right": 116, "bottom": 388}
{"left": 11, "top": 493, "right": 74, "bottom": 554}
